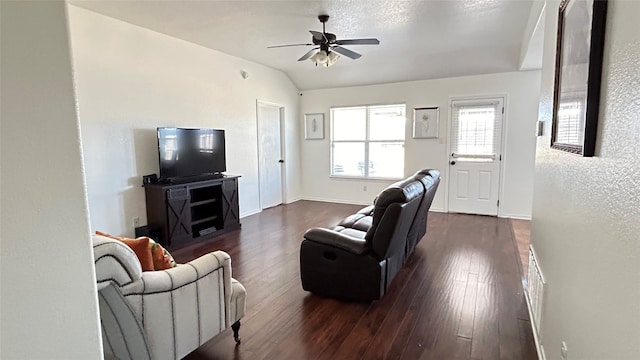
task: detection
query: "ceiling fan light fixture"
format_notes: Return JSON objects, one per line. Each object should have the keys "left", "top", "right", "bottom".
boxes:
{"left": 310, "top": 50, "right": 339, "bottom": 67}
{"left": 327, "top": 51, "right": 340, "bottom": 65}
{"left": 310, "top": 50, "right": 327, "bottom": 66}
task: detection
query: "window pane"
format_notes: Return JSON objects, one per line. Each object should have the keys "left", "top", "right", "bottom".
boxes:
{"left": 369, "top": 105, "right": 406, "bottom": 141}
{"left": 332, "top": 107, "right": 366, "bottom": 141}
{"left": 332, "top": 142, "right": 365, "bottom": 176}
{"left": 369, "top": 142, "right": 404, "bottom": 178}
{"left": 456, "top": 106, "right": 495, "bottom": 155}
{"left": 556, "top": 99, "right": 584, "bottom": 145}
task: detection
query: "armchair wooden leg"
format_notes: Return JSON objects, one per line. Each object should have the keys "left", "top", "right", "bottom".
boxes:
{"left": 231, "top": 320, "right": 241, "bottom": 344}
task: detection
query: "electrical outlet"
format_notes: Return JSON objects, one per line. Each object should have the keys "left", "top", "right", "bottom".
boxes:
{"left": 363, "top": 185, "right": 367, "bottom": 191}
{"left": 561, "top": 341, "right": 568, "bottom": 360}
{"left": 133, "top": 217, "right": 140, "bottom": 228}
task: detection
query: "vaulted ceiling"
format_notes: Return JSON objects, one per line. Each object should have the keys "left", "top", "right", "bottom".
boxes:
{"left": 71, "top": 0, "right": 536, "bottom": 90}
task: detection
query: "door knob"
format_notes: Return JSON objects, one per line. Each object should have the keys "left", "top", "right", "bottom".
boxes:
{"left": 450, "top": 160, "right": 456, "bottom": 165}
{"left": 278, "top": 159, "right": 284, "bottom": 163}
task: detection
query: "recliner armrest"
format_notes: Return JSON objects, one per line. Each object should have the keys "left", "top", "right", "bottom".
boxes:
{"left": 303, "top": 227, "right": 368, "bottom": 255}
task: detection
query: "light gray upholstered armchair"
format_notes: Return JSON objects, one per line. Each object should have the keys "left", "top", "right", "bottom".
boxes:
{"left": 93, "top": 235, "right": 246, "bottom": 360}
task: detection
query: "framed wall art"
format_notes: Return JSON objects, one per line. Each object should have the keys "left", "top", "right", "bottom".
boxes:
{"left": 413, "top": 107, "right": 439, "bottom": 139}
{"left": 305, "top": 113, "right": 324, "bottom": 140}
{"left": 551, "top": 0, "right": 607, "bottom": 157}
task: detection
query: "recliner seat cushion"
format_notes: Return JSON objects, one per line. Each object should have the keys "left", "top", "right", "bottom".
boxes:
{"left": 337, "top": 213, "right": 372, "bottom": 232}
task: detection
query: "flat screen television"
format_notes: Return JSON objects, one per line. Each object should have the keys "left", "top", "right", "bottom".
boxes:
{"left": 157, "top": 127, "right": 226, "bottom": 182}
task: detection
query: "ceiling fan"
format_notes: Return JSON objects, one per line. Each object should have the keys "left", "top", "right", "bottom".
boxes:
{"left": 268, "top": 15, "right": 380, "bottom": 67}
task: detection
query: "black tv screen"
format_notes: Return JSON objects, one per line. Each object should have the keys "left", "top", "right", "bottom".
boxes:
{"left": 157, "top": 127, "right": 226, "bottom": 181}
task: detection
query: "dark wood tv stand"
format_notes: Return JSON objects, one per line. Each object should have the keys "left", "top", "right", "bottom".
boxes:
{"left": 144, "top": 175, "right": 240, "bottom": 249}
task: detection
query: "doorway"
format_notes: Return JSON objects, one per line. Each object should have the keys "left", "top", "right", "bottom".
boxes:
{"left": 257, "top": 101, "right": 284, "bottom": 210}
{"left": 447, "top": 97, "right": 504, "bottom": 216}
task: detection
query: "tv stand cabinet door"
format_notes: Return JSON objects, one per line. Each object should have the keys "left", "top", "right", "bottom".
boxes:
{"left": 166, "top": 187, "right": 192, "bottom": 247}
{"left": 221, "top": 178, "right": 240, "bottom": 229}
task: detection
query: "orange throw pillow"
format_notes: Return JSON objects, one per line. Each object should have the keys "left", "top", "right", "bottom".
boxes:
{"left": 96, "top": 231, "right": 154, "bottom": 271}
{"left": 119, "top": 237, "right": 154, "bottom": 271}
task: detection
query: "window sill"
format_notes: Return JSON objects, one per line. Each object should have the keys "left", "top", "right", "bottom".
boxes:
{"left": 329, "top": 175, "right": 403, "bottom": 182}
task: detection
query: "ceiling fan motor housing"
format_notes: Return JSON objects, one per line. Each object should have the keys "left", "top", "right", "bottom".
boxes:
{"left": 313, "top": 33, "right": 337, "bottom": 45}
{"left": 312, "top": 14, "right": 337, "bottom": 45}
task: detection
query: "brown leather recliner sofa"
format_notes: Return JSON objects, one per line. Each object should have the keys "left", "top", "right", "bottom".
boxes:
{"left": 300, "top": 169, "right": 440, "bottom": 301}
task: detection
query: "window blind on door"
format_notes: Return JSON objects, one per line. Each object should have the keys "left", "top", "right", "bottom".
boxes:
{"left": 451, "top": 101, "right": 501, "bottom": 159}
{"left": 556, "top": 98, "right": 584, "bottom": 145}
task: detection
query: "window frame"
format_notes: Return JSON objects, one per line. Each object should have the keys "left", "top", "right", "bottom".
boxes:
{"left": 450, "top": 99, "right": 502, "bottom": 161}
{"left": 330, "top": 103, "right": 406, "bottom": 180}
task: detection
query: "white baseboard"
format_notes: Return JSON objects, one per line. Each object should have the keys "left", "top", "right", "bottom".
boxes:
{"left": 499, "top": 213, "right": 532, "bottom": 220}
{"left": 284, "top": 197, "right": 302, "bottom": 204}
{"left": 240, "top": 209, "right": 261, "bottom": 218}
{"left": 301, "top": 196, "right": 371, "bottom": 206}
{"left": 422, "top": 208, "right": 529, "bottom": 219}
{"left": 299, "top": 200, "right": 448, "bottom": 211}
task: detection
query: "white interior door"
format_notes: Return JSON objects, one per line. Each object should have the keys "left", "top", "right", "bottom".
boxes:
{"left": 448, "top": 98, "right": 504, "bottom": 216}
{"left": 257, "top": 101, "right": 283, "bottom": 209}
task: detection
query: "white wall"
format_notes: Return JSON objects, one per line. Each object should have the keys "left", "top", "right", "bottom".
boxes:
{"left": 0, "top": 1, "right": 102, "bottom": 358}
{"left": 300, "top": 71, "right": 541, "bottom": 218}
{"left": 520, "top": 1, "right": 545, "bottom": 70}
{"left": 67, "top": 6, "right": 301, "bottom": 237}
{"left": 531, "top": 0, "right": 640, "bottom": 359}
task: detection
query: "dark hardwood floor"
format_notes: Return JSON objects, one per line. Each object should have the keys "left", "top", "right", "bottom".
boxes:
{"left": 510, "top": 219, "right": 531, "bottom": 277}
{"left": 172, "top": 201, "right": 537, "bottom": 360}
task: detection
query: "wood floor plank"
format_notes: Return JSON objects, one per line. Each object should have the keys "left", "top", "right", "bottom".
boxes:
{"left": 470, "top": 282, "right": 500, "bottom": 360}
{"left": 510, "top": 219, "right": 531, "bottom": 276}
{"left": 258, "top": 296, "right": 368, "bottom": 360}
{"left": 400, "top": 267, "right": 466, "bottom": 359}
{"left": 477, "top": 218, "right": 500, "bottom": 285}
{"left": 358, "top": 249, "right": 430, "bottom": 360}
{"left": 458, "top": 273, "right": 479, "bottom": 339}
{"left": 519, "top": 319, "right": 539, "bottom": 360}
{"left": 452, "top": 337, "right": 473, "bottom": 360}
{"left": 322, "top": 253, "right": 420, "bottom": 360}
{"left": 174, "top": 201, "right": 536, "bottom": 360}
{"left": 498, "top": 278, "right": 523, "bottom": 359}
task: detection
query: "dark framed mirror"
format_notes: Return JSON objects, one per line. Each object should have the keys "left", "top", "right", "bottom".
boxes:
{"left": 551, "top": 0, "right": 607, "bottom": 157}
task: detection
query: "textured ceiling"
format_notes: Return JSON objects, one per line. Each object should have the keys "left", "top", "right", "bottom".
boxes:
{"left": 70, "top": 0, "right": 534, "bottom": 90}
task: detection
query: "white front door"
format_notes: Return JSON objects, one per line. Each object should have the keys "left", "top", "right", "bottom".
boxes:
{"left": 448, "top": 98, "right": 504, "bottom": 216}
{"left": 257, "top": 101, "right": 284, "bottom": 209}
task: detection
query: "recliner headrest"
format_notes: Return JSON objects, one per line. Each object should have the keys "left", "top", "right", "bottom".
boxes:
{"left": 366, "top": 178, "right": 424, "bottom": 241}
{"left": 374, "top": 178, "right": 424, "bottom": 208}
{"left": 412, "top": 169, "right": 440, "bottom": 190}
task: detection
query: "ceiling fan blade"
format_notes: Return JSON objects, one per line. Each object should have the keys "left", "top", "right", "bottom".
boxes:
{"left": 267, "top": 43, "right": 314, "bottom": 48}
{"left": 309, "top": 30, "right": 327, "bottom": 42}
{"left": 331, "top": 46, "right": 362, "bottom": 60}
{"left": 335, "top": 38, "right": 380, "bottom": 46}
{"left": 298, "top": 48, "right": 319, "bottom": 61}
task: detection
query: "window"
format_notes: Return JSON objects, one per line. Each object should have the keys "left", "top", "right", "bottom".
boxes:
{"left": 555, "top": 97, "right": 585, "bottom": 146}
{"left": 331, "top": 104, "right": 405, "bottom": 178}
{"left": 451, "top": 100, "right": 502, "bottom": 162}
